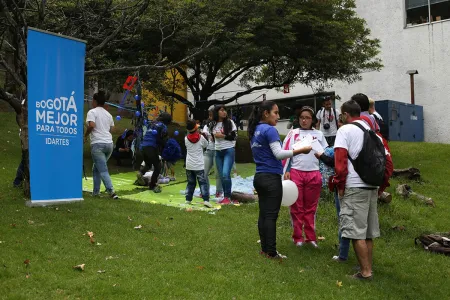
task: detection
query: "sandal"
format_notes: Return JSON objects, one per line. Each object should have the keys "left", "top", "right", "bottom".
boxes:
{"left": 350, "top": 272, "right": 373, "bottom": 281}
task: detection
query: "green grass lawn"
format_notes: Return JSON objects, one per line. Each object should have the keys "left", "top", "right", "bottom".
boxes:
{"left": 1, "top": 111, "right": 450, "bottom": 299}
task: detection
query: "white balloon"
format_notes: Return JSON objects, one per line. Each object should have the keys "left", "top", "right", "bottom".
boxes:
{"left": 281, "top": 180, "right": 298, "bottom": 207}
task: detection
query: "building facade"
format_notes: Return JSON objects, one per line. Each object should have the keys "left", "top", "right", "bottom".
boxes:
{"left": 189, "top": 0, "right": 450, "bottom": 142}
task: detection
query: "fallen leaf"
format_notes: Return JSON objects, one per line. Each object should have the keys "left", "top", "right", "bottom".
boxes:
{"left": 169, "top": 243, "right": 175, "bottom": 247}
{"left": 97, "top": 270, "right": 106, "bottom": 274}
{"left": 336, "top": 280, "right": 343, "bottom": 288}
{"left": 67, "top": 209, "right": 72, "bottom": 213}
{"left": 153, "top": 237, "right": 158, "bottom": 241}
{"left": 26, "top": 274, "right": 30, "bottom": 279}
{"left": 73, "top": 264, "right": 85, "bottom": 271}
{"left": 10, "top": 223, "right": 16, "bottom": 228}
{"left": 196, "top": 266, "right": 205, "bottom": 270}
{"left": 24, "top": 259, "right": 30, "bottom": 265}
{"left": 113, "top": 284, "right": 117, "bottom": 287}
{"left": 127, "top": 216, "right": 132, "bottom": 221}
{"left": 105, "top": 256, "right": 118, "bottom": 260}
{"left": 318, "top": 236, "right": 326, "bottom": 241}
{"left": 156, "top": 220, "right": 161, "bottom": 226}
{"left": 96, "top": 242, "right": 102, "bottom": 246}
{"left": 299, "top": 269, "right": 304, "bottom": 273}
{"left": 87, "top": 231, "right": 94, "bottom": 238}
{"left": 28, "top": 220, "right": 34, "bottom": 225}
{"left": 186, "top": 208, "right": 193, "bottom": 212}
{"left": 134, "top": 225, "right": 143, "bottom": 230}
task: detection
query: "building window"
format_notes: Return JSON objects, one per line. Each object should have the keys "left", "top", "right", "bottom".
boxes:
{"left": 406, "top": 0, "right": 450, "bottom": 27}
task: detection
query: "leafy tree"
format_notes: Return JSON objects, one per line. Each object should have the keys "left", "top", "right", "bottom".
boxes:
{"left": 0, "top": 0, "right": 216, "bottom": 197}
{"left": 161, "top": 0, "right": 382, "bottom": 118}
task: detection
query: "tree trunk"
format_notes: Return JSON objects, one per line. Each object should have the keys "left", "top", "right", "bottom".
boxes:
{"left": 19, "top": 101, "right": 30, "bottom": 198}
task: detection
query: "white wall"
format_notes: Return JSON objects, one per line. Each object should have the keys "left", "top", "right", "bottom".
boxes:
{"left": 333, "top": 0, "right": 450, "bottom": 143}
{"left": 188, "top": 0, "right": 450, "bottom": 143}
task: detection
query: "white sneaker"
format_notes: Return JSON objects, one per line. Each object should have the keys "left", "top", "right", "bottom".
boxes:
{"left": 185, "top": 201, "right": 192, "bottom": 205}
{"left": 295, "top": 242, "right": 304, "bottom": 247}
{"left": 203, "top": 201, "right": 213, "bottom": 208}
{"left": 309, "top": 241, "right": 319, "bottom": 248}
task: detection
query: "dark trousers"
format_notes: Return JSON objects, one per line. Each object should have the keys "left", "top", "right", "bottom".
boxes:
{"left": 13, "top": 158, "right": 25, "bottom": 186}
{"left": 325, "top": 135, "right": 336, "bottom": 147}
{"left": 139, "top": 146, "right": 161, "bottom": 189}
{"left": 185, "top": 170, "right": 209, "bottom": 202}
{"left": 112, "top": 150, "right": 132, "bottom": 165}
{"left": 253, "top": 172, "right": 282, "bottom": 256}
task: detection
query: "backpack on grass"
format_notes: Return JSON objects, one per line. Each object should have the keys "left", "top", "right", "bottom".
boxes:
{"left": 349, "top": 122, "right": 386, "bottom": 186}
{"left": 415, "top": 233, "right": 450, "bottom": 256}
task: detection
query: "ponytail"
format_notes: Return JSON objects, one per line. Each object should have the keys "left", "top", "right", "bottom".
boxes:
{"left": 247, "top": 100, "right": 276, "bottom": 139}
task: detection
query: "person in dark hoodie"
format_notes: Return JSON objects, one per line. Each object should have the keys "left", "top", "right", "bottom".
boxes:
{"left": 184, "top": 119, "right": 212, "bottom": 208}
{"left": 136, "top": 112, "right": 172, "bottom": 193}
{"left": 112, "top": 129, "right": 134, "bottom": 166}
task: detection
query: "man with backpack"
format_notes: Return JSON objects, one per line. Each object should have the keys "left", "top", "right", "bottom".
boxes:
{"left": 316, "top": 97, "right": 340, "bottom": 146}
{"left": 329, "top": 99, "right": 392, "bottom": 280}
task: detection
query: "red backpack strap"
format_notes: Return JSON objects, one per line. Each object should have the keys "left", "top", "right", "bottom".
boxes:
{"left": 360, "top": 116, "right": 376, "bottom": 131}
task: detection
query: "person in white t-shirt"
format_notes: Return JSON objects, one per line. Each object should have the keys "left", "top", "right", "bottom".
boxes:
{"left": 202, "top": 106, "right": 223, "bottom": 198}
{"left": 330, "top": 99, "right": 382, "bottom": 280}
{"left": 208, "top": 105, "right": 237, "bottom": 205}
{"left": 282, "top": 106, "right": 328, "bottom": 248}
{"left": 316, "top": 97, "right": 341, "bottom": 146}
{"left": 184, "top": 119, "right": 212, "bottom": 208}
{"left": 84, "top": 91, "right": 118, "bottom": 199}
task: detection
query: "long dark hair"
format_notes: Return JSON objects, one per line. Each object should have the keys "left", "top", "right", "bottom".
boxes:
{"left": 208, "top": 105, "right": 233, "bottom": 137}
{"left": 247, "top": 101, "right": 277, "bottom": 139}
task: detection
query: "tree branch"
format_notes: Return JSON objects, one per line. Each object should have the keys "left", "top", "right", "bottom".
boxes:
{"left": 0, "top": 54, "right": 26, "bottom": 90}
{"left": 212, "top": 61, "right": 261, "bottom": 91}
{"left": 206, "top": 83, "right": 284, "bottom": 107}
{"left": 85, "top": 38, "right": 214, "bottom": 76}
{"left": 87, "top": 0, "right": 150, "bottom": 56}
{"left": 0, "top": 87, "right": 22, "bottom": 115}
{"left": 164, "top": 91, "right": 192, "bottom": 107}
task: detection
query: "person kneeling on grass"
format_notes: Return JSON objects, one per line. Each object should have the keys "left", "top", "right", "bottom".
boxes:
{"left": 136, "top": 112, "right": 172, "bottom": 193}
{"left": 112, "top": 129, "right": 134, "bottom": 166}
{"left": 248, "top": 101, "right": 312, "bottom": 260}
{"left": 184, "top": 119, "right": 212, "bottom": 208}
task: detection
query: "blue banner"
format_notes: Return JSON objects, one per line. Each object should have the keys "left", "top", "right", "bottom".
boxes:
{"left": 27, "top": 28, "right": 86, "bottom": 203}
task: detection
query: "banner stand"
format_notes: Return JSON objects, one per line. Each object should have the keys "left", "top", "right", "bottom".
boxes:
{"left": 26, "top": 198, "right": 84, "bottom": 208}
{"left": 27, "top": 28, "right": 87, "bottom": 205}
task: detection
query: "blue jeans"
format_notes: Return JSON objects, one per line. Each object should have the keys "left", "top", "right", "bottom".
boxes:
{"left": 91, "top": 143, "right": 114, "bottom": 195}
{"left": 204, "top": 149, "right": 223, "bottom": 194}
{"left": 215, "top": 148, "right": 235, "bottom": 198}
{"left": 185, "top": 170, "right": 209, "bottom": 202}
{"left": 335, "top": 190, "right": 350, "bottom": 260}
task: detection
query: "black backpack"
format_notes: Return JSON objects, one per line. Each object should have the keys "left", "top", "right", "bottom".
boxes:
{"left": 349, "top": 122, "right": 386, "bottom": 186}
{"left": 373, "top": 114, "right": 389, "bottom": 141}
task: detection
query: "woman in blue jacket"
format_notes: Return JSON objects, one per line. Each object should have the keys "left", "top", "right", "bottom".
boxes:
{"left": 248, "top": 100, "right": 311, "bottom": 259}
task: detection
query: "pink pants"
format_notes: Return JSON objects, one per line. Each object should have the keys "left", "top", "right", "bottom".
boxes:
{"left": 290, "top": 169, "right": 322, "bottom": 243}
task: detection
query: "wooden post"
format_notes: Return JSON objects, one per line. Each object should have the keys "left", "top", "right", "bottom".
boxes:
{"left": 410, "top": 74, "right": 415, "bottom": 105}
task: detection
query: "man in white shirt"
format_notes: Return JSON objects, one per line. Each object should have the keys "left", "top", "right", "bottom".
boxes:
{"left": 331, "top": 100, "right": 382, "bottom": 280}
{"left": 316, "top": 97, "right": 340, "bottom": 146}
{"left": 84, "top": 90, "right": 118, "bottom": 199}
